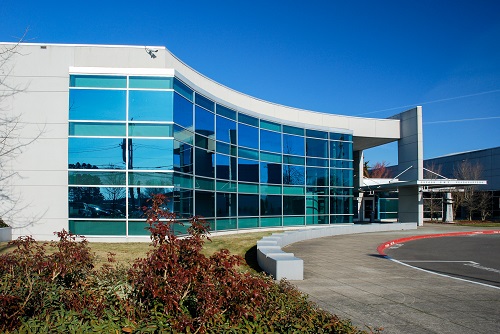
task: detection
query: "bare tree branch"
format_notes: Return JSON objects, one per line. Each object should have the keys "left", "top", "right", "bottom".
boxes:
{"left": 0, "top": 28, "right": 45, "bottom": 228}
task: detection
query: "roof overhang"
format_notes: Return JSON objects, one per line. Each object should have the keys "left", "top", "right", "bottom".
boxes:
{"left": 359, "top": 178, "right": 487, "bottom": 192}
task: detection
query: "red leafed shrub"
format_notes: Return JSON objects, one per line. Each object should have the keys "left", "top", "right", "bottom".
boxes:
{"left": 128, "top": 194, "right": 273, "bottom": 332}
{"left": 0, "top": 230, "right": 97, "bottom": 331}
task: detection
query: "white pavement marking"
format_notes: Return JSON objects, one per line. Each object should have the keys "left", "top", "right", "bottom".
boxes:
{"left": 401, "top": 260, "right": 476, "bottom": 263}
{"left": 387, "top": 257, "right": 500, "bottom": 290}
{"left": 463, "top": 261, "right": 500, "bottom": 274}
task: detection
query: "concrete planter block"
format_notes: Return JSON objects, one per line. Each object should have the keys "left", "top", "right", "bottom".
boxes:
{"left": 257, "top": 223, "right": 417, "bottom": 280}
{"left": 0, "top": 227, "right": 12, "bottom": 242}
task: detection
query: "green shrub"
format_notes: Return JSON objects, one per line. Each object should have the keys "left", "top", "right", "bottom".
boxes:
{"left": 0, "top": 194, "right": 370, "bottom": 333}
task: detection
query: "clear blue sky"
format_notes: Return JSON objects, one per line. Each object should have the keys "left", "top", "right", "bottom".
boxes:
{"left": 1, "top": 0, "right": 499, "bottom": 166}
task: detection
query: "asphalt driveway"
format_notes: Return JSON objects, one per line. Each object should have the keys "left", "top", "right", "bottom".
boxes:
{"left": 285, "top": 224, "right": 500, "bottom": 333}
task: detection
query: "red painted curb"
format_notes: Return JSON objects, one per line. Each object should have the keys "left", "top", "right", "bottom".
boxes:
{"left": 377, "top": 230, "right": 500, "bottom": 256}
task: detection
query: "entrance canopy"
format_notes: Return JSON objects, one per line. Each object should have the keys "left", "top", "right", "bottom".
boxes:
{"left": 360, "top": 178, "right": 487, "bottom": 192}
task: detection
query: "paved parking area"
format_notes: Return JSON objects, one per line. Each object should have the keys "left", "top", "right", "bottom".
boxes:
{"left": 285, "top": 224, "right": 500, "bottom": 333}
{"left": 385, "top": 234, "right": 500, "bottom": 288}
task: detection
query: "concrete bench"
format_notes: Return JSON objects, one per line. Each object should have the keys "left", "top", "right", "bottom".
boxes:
{"left": 257, "top": 223, "right": 417, "bottom": 280}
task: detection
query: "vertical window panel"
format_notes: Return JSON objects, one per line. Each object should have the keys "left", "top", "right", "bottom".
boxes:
{"left": 216, "top": 115, "right": 237, "bottom": 144}
{"left": 129, "top": 91, "right": 173, "bottom": 121}
{"left": 173, "top": 93, "right": 193, "bottom": 129}
{"left": 260, "top": 129, "right": 282, "bottom": 153}
{"left": 306, "top": 138, "right": 328, "bottom": 158}
{"left": 195, "top": 190, "right": 215, "bottom": 217}
{"left": 283, "top": 134, "right": 304, "bottom": 156}
{"left": 238, "top": 123, "right": 258, "bottom": 149}
{"left": 195, "top": 106, "right": 215, "bottom": 138}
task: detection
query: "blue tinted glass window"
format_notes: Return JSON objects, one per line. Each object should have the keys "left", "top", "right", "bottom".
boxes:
{"left": 239, "top": 113, "right": 259, "bottom": 126}
{"left": 173, "top": 78, "right": 193, "bottom": 101}
{"left": 194, "top": 134, "right": 215, "bottom": 150}
{"left": 330, "top": 168, "right": 353, "bottom": 187}
{"left": 329, "top": 133, "right": 353, "bottom": 142}
{"left": 173, "top": 141, "right": 193, "bottom": 174}
{"left": 283, "top": 134, "right": 304, "bottom": 156}
{"left": 69, "top": 171, "right": 126, "bottom": 185}
{"left": 260, "top": 129, "right": 281, "bottom": 153}
{"left": 69, "top": 89, "right": 126, "bottom": 121}
{"left": 173, "top": 93, "right": 193, "bottom": 129}
{"left": 216, "top": 105, "right": 237, "bottom": 120}
{"left": 260, "top": 162, "right": 282, "bottom": 184}
{"left": 174, "top": 189, "right": 193, "bottom": 219}
{"left": 128, "top": 172, "right": 173, "bottom": 186}
{"left": 215, "top": 154, "right": 237, "bottom": 180}
{"left": 283, "top": 125, "right": 304, "bottom": 136}
{"left": 130, "top": 139, "right": 173, "bottom": 170}
{"left": 69, "top": 186, "right": 126, "bottom": 218}
{"left": 238, "top": 158, "right": 259, "bottom": 183}
{"left": 260, "top": 151, "right": 282, "bottom": 163}
{"left": 195, "top": 148, "right": 214, "bottom": 177}
{"left": 216, "top": 115, "right": 237, "bottom": 144}
{"left": 216, "top": 142, "right": 230, "bottom": 155}
{"left": 129, "top": 91, "right": 173, "bottom": 121}
{"left": 174, "top": 125, "right": 193, "bottom": 144}
{"left": 306, "top": 167, "right": 328, "bottom": 186}
{"left": 216, "top": 142, "right": 237, "bottom": 156}
{"left": 195, "top": 177, "right": 214, "bottom": 190}
{"left": 129, "top": 76, "right": 173, "bottom": 89}
{"left": 306, "top": 138, "right": 328, "bottom": 158}
{"left": 216, "top": 193, "right": 237, "bottom": 217}
{"left": 306, "top": 196, "right": 329, "bottom": 215}
{"left": 283, "top": 196, "right": 305, "bottom": 215}
{"left": 195, "top": 94, "right": 215, "bottom": 112}
{"left": 261, "top": 195, "right": 282, "bottom": 216}
{"left": 69, "top": 122, "right": 126, "bottom": 137}
{"left": 174, "top": 173, "right": 193, "bottom": 188}
{"left": 283, "top": 155, "right": 305, "bottom": 165}
{"left": 238, "top": 147, "right": 259, "bottom": 160}
{"left": 238, "top": 194, "right": 259, "bottom": 216}
{"left": 70, "top": 75, "right": 126, "bottom": 88}
{"left": 283, "top": 165, "right": 305, "bottom": 185}
{"left": 195, "top": 190, "right": 214, "bottom": 217}
{"left": 69, "top": 138, "right": 125, "bottom": 169}
{"left": 306, "top": 157, "right": 329, "bottom": 167}
{"left": 128, "top": 123, "right": 172, "bottom": 137}
{"left": 195, "top": 106, "right": 215, "bottom": 138}
{"left": 260, "top": 120, "right": 281, "bottom": 132}
{"left": 330, "top": 196, "right": 351, "bottom": 215}
{"left": 238, "top": 123, "right": 258, "bottom": 149}
{"left": 306, "top": 129, "right": 328, "bottom": 139}
{"left": 330, "top": 141, "right": 353, "bottom": 160}
{"left": 330, "top": 133, "right": 345, "bottom": 141}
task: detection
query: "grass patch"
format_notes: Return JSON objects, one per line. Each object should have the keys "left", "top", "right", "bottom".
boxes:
{"left": 88, "top": 230, "right": 273, "bottom": 270}
{"left": 2, "top": 230, "right": 274, "bottom": 271}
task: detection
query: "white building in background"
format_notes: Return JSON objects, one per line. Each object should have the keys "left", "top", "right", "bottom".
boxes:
{"left": 1, "top": 42, "right": 477, "bottom": 241}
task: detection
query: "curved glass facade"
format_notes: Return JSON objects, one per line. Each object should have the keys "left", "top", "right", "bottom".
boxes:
{"left": 68, "top": 74, "right": 353, "bottom": 236}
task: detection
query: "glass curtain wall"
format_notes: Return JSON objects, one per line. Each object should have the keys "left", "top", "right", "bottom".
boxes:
{"left": 68, "top": 74, "right": 354, "bottom": 236}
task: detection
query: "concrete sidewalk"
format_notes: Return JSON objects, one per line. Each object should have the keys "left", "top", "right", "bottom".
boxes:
{"left": 285, "top": 224, "right": 500, "bottom": 334}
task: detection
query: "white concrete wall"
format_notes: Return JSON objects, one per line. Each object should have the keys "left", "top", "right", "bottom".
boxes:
{"left": 390, "top": 107, "right": 424, "bottom": 225}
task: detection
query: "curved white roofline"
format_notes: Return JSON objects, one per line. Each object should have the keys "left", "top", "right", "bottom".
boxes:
{"left": 14, "top": 42, "right": 400, "bottom": 146}
{"left": 162, "top": 47, "right": 400, "bottom": 141}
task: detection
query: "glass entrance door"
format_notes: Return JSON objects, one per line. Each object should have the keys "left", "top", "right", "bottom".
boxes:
{"left": 364, "top": 198, "right": 374, "bottom": 220}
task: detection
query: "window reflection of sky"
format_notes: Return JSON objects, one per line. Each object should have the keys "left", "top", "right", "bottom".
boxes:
{"left": 129, "top": 91, "right": 173, "bottom": 121}
{"left": 69, "top": 138, "right": 124, "bottom": 169}
{"left": 69, "top": 89, "right": 126, "bottom": 120}
{"left": 130, "top": 139, "right": 173, "bottom": 170}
